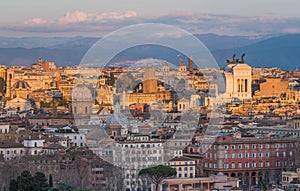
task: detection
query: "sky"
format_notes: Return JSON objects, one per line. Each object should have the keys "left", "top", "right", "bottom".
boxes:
{"left": 1, "top": 0, "right": 300, "bottom": 37}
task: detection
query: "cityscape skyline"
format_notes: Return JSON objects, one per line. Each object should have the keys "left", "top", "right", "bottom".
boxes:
{"left": 1, "top": 1, "right": 300, "bottom": 191}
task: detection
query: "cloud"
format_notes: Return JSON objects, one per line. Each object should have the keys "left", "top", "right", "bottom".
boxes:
{"left": 3, "top": 11, "right": 300, "bottom": 37}
{"left": 22, "top": 10, "right": 138, "bottom": 26}
{"left": 283, "top": 27, "right": 300, "bottom": 33}
{"left": 57, "top": 10, "right": 138, "bottom": 24}
{"left": 23, "top": 18, "right": 48, "bottom": 25}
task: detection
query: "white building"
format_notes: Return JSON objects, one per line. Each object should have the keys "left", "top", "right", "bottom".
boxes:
{"left": 55, "top": 132, "right": 86, "bottom": 147}
{"left": 23, "top": 135, "right": 45, "bottom": 155}
{"left": 114, "top": 134, "right": 165, "bottom": 191}
{"left": 224, "top": 59, "right": 252, "bottom": 102}
{"left": 0, "top": 123, "right": 9, "bottom": 134}
{"left": 0, "top": 141, "right": 25, "bottom": 160}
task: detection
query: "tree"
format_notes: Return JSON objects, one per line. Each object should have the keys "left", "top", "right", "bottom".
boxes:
{"left": 33, "top": 172, "right": 48, "bottom": 191}
{"left": 17, "top": 170, "right": 34, "bottom": 191}
{"left": 9, "top": 171, "right": 50, "bottom": 191}
{"left": 49, "top": 174, "right": 53, "bottom": 188}
{"left": 56, "top": 182, "right": 74, "bottom": 191}
{"left": 9, "top": 179, "right": 18, "bottom": 191}
{"left": 138, "top": 165, "right": 176, "bottom": 191}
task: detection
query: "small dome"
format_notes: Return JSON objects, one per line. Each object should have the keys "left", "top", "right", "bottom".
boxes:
{"left": 106, "top": 113, "right": 128, "bottom": 126}
{"left": 71, "top": 84, "right": 93, "bottom": 102}
{"left": 12, "top": 80, "right": 30, "bottom": 89}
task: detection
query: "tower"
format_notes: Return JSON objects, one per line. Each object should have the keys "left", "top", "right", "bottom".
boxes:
{"left": 143, "top": 67, "right": 157, "bottom": 93}
{"left": 5, "top": 68, "right": 14, "bottom": 98}
{"left": 0, "top": 65, "right": 7, "bottom": 96}
{"left": 177, "top": 60, "right": 187, "bottom": 79}
{"left": 188, "top": 56, "right": 194, "bottom": 72}
{"left": 178, "top": 60, "right": 186, "bottom": 73}
{"left": 161, "top": 61, "right": 170, "bottom": 76}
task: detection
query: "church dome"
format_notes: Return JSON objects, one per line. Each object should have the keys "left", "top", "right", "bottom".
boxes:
{"left": 12, "top": 80, "right": 30, "bottom": 89}
{"left": 71, "top": 84, "right": 93, "bottom": 102}
{"left": 106, "top": 102, "right": 128, "bottom": 126}
{"left": 106, "top": 113, "right": 128, "bottom": 126}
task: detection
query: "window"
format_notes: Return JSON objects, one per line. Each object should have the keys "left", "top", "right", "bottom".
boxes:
{"left": 290, "top": 151, "right": 293, "bottom": 157}
{"left": 283, "top": 143, "right": 286, "bottom": 148}
{"left": 276, "top": 161, "right": 280, "bottom": 167}
{"left": 245, "top": 163, "right": 249, "bottom": 168}
{"left": 245, "top": 153, "right": 249, "bottom": 158}
{"left": 266, "top": 144, "right": 270, "bottom": 149}
{"left": 232, "top": 163, "right": 236, "bottom": 169}
{"left": 238, "top": 153, "right": 243, "bottom": 158}
{"left": 252, "top": 144, "right": 256, "bottom": 149}
{"left": 231, "top": 153, "right": 235, "bottom": 159}
{"left": 266, "top": 152, "right": 270, "bottom": 158}
{"left": 238, "top": 163, "right": 242, "bottom": 168}
{"left": 238, "top": 145, "right": 242, "bottom": 149}
{"left": 259, "top": 162, "right": 263, "bottom": 167}
{"left": 252, "top": 153, "right": 256, "bottom": 158}
{"left": 252, "top": 162, "right": 256, "bottom": 168}
{"left": 224, "top": 145, "right": 228, "bottom": 150}
{"left": 276, "top": 152, "right": 279, "bottom": 157}
{"left": 259, "top": 153, "right": 263, "bottom": 158}
{"left": 224, "top": 163, "right": 229, "bottom": 169}
{"left": 259, "top": 144, "right": 263, "bottom": 149}
{"left": 276, "top": 144, "right": 280, "bottom": 148}
{"left": 231, "top": 145, "right": 235, "bottom": 150}
{"left": 190, "top": 173, "right": 193, "bottom": 178}
{"left": 224, "top": 154, "right": 228, "bottom": 159}
{"left": 184, "top": 167, "right": 188, "bottom": 171}
{"left": 245, "top": 145, "right": 249, "bottom": 149}
{"left": 266, "top": 162, "right": 270, "bottom": 167}
{"left": 283, "top": 152, "right": 286, "bottom": 157}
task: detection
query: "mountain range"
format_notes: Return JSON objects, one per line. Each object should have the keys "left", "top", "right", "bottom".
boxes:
{"left": 0, "top": 34, "right": 299, "bottom": 70}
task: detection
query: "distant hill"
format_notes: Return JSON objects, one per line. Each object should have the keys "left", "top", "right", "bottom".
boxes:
{"left": 0, "top": 34, "right": 299, "bottom": 70}
{"left": 213, "top": 34, "right": 300, "bottom": 70}
{"left": 194, "top": 33, "right": 265, "bottom": 51}
{"left": 0, "top": 38, "right": 98, "bottom": 66}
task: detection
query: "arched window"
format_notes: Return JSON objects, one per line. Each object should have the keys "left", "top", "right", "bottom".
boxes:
{"left": 245, "top": 79, "right": 248, "bottom": 92}
{"left": 237, "top": 79, "right": 241, "bottom": 92}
